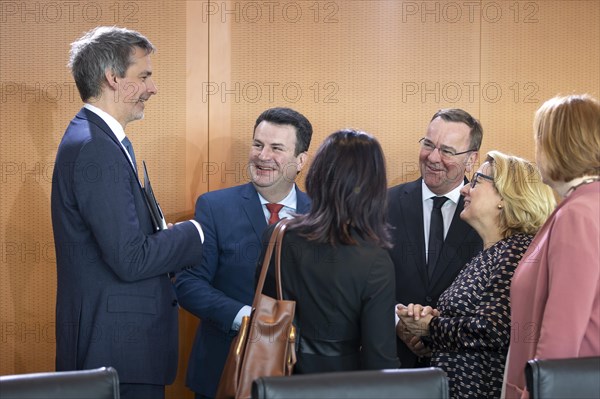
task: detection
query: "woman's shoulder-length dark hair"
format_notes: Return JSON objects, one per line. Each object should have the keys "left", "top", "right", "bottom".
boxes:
{"left": 289, "top": 129, "right": 392, "bottom": 248}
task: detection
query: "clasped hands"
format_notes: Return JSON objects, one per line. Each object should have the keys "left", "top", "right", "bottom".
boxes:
{"left": 395, "top": 303, "right": 439, "bottom": 357}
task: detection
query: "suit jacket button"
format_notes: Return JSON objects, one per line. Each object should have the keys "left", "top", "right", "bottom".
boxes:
{"left": 172, "top": 299, "right": 178, "bottom": 307}
{"left": 425, "top": 296, "right": 433, "bottom": 303}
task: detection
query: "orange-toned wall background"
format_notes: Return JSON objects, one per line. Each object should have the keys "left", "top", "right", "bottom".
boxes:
{"left": 1, "top": 1, "right": 598, "bottom": 398}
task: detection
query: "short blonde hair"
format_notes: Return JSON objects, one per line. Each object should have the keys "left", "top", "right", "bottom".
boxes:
{"left": 487, "top": 151, "right": 556, "bottom": 238}
{"left": 534, "top": 94, "right": 600, "bottom": 182}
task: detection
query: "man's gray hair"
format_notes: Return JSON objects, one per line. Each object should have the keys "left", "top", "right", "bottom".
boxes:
{"left": 69, "top": 26, "right": 155, "bottom": 102}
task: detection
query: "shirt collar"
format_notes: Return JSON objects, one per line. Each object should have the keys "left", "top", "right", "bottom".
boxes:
{"left": 421, "top": 179, "right": 464, "bottom": 204}
{"left": 257, "top": 186, "right": 297, "bottom": 210}
{"left": 84, "top": 103, "right": 126, "bottom": 142}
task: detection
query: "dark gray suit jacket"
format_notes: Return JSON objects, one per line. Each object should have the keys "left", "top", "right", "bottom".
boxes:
{"left": 51, "top": 108, "right": 203, "bottom": 384}
{"left": 261, "top": 227, "right": 401, "bottom": 374}
{"left": 387, "top": 178, "right": 482, "bottom": 368}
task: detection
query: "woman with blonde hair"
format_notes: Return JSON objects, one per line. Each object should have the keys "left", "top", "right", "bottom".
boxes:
{"left": 504, "top": 94, "right": 600, "bottom": 398}
{"left": 399, "top": 151, "right": 555, "bottom": 398}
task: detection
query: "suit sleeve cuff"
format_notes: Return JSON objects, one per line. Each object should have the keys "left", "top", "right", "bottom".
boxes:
{"left": 232, "top": 305, "right": 252, "bottom": 331}
{"left": 188, "top": 219, "right": 204, "bottom": 243}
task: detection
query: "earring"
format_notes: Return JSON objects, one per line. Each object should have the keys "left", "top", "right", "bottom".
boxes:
{"left": 497, "top": 204, "right": 503, "bottom": 209}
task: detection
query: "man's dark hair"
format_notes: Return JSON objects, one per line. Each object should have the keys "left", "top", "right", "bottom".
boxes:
{"left": 253, "top": 107, "right": 313, "bottom": 155}
{"left": 431, "top": 108, "right": 483, "bottom": 151}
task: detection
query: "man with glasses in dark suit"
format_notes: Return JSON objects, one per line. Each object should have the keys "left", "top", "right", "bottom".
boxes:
{"left": 387, "top": 109, "right": 483, "bottom": 368}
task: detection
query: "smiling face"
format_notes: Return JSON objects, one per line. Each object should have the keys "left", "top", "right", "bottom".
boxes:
{"left": 111, "top": 46, "right": 157, "bottom": 127}
{"left": 249, "top": 121, "right": 307, "bottom": 200}
{"left": 459, "top": 162, "right": 503, "bottom": 234}
{"left": 420, "top": 116, "right": 478, "bottom": 195}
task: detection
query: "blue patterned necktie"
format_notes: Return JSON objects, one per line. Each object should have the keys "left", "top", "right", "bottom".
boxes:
{"left": 121, "top": 136, "right": 137, "bottom": 174}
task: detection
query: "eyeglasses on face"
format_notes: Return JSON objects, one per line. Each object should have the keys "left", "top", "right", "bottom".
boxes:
{"left": 470, "top": 172, "right": 495, "bottom": 188}
{"left": 419, "top": 138, "right": 477, "bottom": 158}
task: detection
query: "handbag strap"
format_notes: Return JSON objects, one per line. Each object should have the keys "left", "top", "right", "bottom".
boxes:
{"left": 273, "top": 219, "right": 288, "bottom": 300}
{"left": 253, "top": 219, "right": 290, "bottom": 308}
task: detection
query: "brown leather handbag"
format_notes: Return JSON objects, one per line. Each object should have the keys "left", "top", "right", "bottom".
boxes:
{"left": 215, "top": 219, "right": 297, "bottom": 399}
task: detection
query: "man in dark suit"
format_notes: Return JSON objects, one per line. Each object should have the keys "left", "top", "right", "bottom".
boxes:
{"left": 51, "top": 27, "right": 204, "bottom": 399}
{"left": 388, "top": 109, "right": 484, "bottom": 368}
{"left": 175, "top": 107, "right": 313, "bottom": 399}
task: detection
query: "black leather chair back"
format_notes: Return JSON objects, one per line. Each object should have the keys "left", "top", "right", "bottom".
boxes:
{"left": 525, "top": 356, "right": 600, "bottom": 399}
{"left": 0, "top": 367, "right": 119, "bottom": 399}
{"left": 252, "top": 368, "right": 448, "bottom": 399}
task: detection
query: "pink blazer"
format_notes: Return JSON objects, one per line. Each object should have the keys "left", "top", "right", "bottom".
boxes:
{"left": 504, "top": 181, "right": 600, "bottom": 398}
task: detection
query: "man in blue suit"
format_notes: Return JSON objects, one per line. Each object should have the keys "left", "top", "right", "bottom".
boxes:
{"left": 175, "top": 107, "right": 313, "bottom": 398}
{"left": 51, "top": 27, "right": 204, "bottom": 399}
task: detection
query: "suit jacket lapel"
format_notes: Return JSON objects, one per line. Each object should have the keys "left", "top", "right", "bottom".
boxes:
{"left": 429, "top": 193, "right": 470, "bottom": 288}
{"left": 295, "top": 185, "right": 311, "bottom": 214}
{"left": 241, "top": 183, "right": 268, "bottom": 241}
{"left": 79, "top": 108, "right": 140, "bottom": 182}
{"left": 399, "top": 180, "right": 429, "bottom": 288}
{"left": 80, "top": 107, "right": 120, "bottom": 146}
{"left": 242, "top": 183, "right": 310, "bottom": 241}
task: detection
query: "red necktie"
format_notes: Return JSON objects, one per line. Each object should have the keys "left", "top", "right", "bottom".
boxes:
{"left": 266, "top": 203, "right": 284, "bottom": 225}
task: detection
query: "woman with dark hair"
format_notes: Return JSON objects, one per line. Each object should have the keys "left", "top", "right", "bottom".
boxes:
{"left": 260, "top": 129, "right": 400, "bottom": 373}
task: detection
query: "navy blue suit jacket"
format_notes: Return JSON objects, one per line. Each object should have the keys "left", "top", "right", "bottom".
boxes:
{"left": 387, "top": 178, "right": 482, "bottom": 368}
{"left": 175, "top": 183, "right": 310, "bottom": 397}
{"left": 51, "top": 108, "right": 203, "bottom": 384}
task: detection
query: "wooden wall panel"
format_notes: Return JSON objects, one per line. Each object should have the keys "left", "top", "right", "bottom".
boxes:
{"left": 220, "top": 0, "right": 598, "bottom": 188}
{"left": 222, "top": 0, "right": 483, "bottom": 187}
{"left": 0, "top": 1, "right": 203, "bottom": 398}
{"left": 206, "top": 2, "right": 235, "bottom": 192}
{"left": 0, "top": 2, "right": 598, "bottom": 399}
{"left": 480, "top": 0, "right": 600, "bottom": 162}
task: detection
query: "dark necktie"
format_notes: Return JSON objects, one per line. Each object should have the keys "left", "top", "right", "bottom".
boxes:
{"left": 121, "top": 136, "right": 137, "bottom": 174}
{"left": 428, "top": 196, "right": 449, "bottom": 278}
{"left": 266, "top": 203, "right": 284, "bottom": 225}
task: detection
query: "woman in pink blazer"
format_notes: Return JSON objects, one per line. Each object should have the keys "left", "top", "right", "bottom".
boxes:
{"left": 504, "top": 94, "right": 600, "bottom": 398}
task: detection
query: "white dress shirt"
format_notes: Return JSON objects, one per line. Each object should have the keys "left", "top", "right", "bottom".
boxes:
{"left": 421, "top": 180, "right": 464, "bottom": 264}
